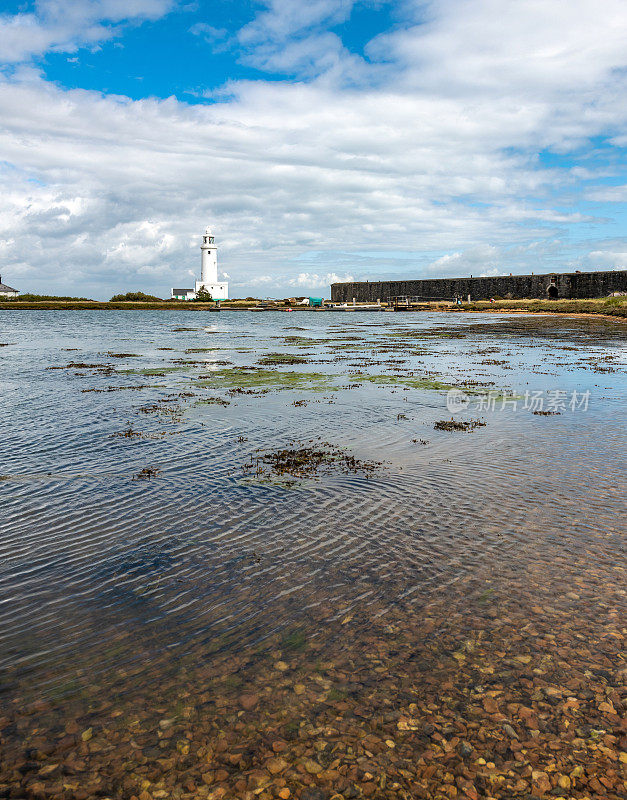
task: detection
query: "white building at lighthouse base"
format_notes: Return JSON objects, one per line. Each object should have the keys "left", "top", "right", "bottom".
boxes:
{"left": 171, "top": 226, "right": 228, "bottom": 301}
{"left": 194, "top": 278, "right": 228, "bottom": 300}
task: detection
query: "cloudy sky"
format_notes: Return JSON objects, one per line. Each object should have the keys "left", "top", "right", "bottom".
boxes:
{"left": 1, "top": 0, "right": 626, "bottom": 299}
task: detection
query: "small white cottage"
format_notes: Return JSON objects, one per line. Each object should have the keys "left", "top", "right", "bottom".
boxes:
{"left": 0, "top": 276, "right": 18, "bottom": 298}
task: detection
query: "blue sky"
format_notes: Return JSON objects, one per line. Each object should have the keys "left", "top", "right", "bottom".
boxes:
{"left": 0, "top": 0, "right": 626, "bottom": 298}
{"left": 41, "top": 1, "right": 400, "bottom": 98}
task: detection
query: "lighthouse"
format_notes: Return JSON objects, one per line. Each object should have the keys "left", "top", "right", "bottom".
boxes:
{"left": 171, "top": 226, "right": 229, "bottom": 301}
{"left": 195, "top": 227, "right": 228, "bottom": 300}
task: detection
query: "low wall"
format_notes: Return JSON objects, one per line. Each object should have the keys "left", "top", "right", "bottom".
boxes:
{"left": 331, "top": 270, "right": 627, "bottom": 303}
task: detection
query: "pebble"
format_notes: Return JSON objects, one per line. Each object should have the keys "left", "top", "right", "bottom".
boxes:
{"left": 239, "top": 693, "right": 259, "bottom": 711}
{"left": 532, "top": 769, "right": 551, "bottom": 794}
{"left": 502, "top": 724, "right": 518, "bottom": 739}
{"left": 459, "top": 740, "right": 474, "bottom": 758}
{"left": 265, "top": 757, "right": 288, "bottom": 775}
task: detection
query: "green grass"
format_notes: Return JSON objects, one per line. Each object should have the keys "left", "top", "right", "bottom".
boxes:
{"left": 3, "top": 296, "right": 625, "bottom": 317}
{"left": 457, "top": 298, "right": 627, "bottom": 320}
{"left": 0, "top": 300, "right": 223, "bottom": 310}
{"left": 1, "top": 293, "right": 93, "bottom": 301}
{"left": 603, "top": 296, "right": 627, "bottom": 307}
{"left": 110, "top": 292, "right": 164, "bottom": 302}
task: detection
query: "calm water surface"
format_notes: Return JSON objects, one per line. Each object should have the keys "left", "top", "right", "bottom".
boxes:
{"left": 0, "top": 310, "right": 625, "bottom": 799}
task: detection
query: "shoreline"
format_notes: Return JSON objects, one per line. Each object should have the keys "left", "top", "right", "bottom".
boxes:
{"left": 0, "top": 297, "right": 626, "bottom": 320}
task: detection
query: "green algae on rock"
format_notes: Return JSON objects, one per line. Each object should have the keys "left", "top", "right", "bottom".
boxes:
{"left": 243, "top": 443, "right": 384, "bottom": 483}
{"left": 350, "top": 372, "right": 458, "bottom": 391}
{"left": 257, "top": 352, "right": 311, "bottom": 365}
{"left": 194, "top": 367, "right": 335, "bottom": 391}
{"left": 434, "top": 418, "right": 487, "bottom": 431}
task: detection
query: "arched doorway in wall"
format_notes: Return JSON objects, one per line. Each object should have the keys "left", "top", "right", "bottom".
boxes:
{"left": 547, "top": 283, "right": 558, "bottom": 298}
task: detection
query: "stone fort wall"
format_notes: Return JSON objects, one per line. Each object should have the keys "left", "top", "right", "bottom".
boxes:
{"left": 330, "top": 270, "right": 627, "bottom": 303}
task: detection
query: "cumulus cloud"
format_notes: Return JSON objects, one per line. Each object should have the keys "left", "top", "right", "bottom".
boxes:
{"left": 425, "top": 245, "right": 502, "bottom": 277}
{"left": 0, "top": 0, "right": 174, "bottom": 63}
{"left": 234, "top": 0, "right": 383, "bottom": 80}
{"left": 286, "top": 272, "right": 355, "bottom": 288}
{"left": 0, "top": 0, "right": 626, "bottom": 297}
{"left": 586, "top": 186, "right": 627, "bottom": 202}
{"left": 584, "top": 251, "right": 627, "bottom": 270}
{"left": 231, "top": 271, "right": 354, "bottom": 297}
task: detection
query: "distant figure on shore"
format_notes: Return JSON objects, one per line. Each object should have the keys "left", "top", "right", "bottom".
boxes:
{"left": 171, "top": 227, "right": 229, "bottom": 301}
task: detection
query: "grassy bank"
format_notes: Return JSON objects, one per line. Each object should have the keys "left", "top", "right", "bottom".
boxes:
{"left": 450, "top": 297, "right": 627, "bottom": 320}
{"left": 1, "top": 296, "right": 626, "bottom": 319}
{"left": 380, "top": 296, "right": 627, "bottom": 320}
{"left": 0, "top": 300, "right": 255, "bottom": 310}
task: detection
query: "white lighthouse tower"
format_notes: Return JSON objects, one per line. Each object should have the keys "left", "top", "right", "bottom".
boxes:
{"left": 170, "top": 226, "right": 229, "bottom": 301}
{"left": 195, "top": 227, "right": 228, "bottom": 299}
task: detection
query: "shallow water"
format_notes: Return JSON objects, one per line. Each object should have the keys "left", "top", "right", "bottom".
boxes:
{"left": 0, "top": 310, "right": 625, "bottom": 800}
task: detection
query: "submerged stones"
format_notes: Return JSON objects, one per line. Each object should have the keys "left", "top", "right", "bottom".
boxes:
{"left": 3, "top": 313, "right": 626, "bottom": 800}
{"left": 4, "top": 581, "right": 625, "bottom": 800}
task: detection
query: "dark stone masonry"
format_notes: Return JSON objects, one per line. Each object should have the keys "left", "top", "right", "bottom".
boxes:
{"left": 331, "top": 269, "right": 627, "bottom": 302}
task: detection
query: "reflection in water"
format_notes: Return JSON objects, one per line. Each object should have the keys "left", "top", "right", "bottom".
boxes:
{"left": 0, "top": 310, "right": 625, "bottom": 799}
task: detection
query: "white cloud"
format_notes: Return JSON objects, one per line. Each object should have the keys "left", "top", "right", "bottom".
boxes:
{"left": 0, "top": 0, "right": 626, "bottom": 297}
{"left": 584, "top": 251, "right": 627, "bottom": 270}
{"left": 103, "top": 221, "right": 177, "bottom": 267}
{"left": 230, "top": 270, "right": 354, "bottom": 297}
{"left": 239, "top": 0, "right": 356, "bottom": 43}
{"left": 425, "top": 245, "right": 502, "bottom": 277}
{"left": 286, "top": 272, "right": 355, "bottom": 288}
{"left": 0, "top": 0, "right": 173, "bottom": 63}
{"left": 586, "top": 185, "right": 627, "bottom": 202}
{"left": 234, "top": 0, "right": 381, "bottom": 80}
